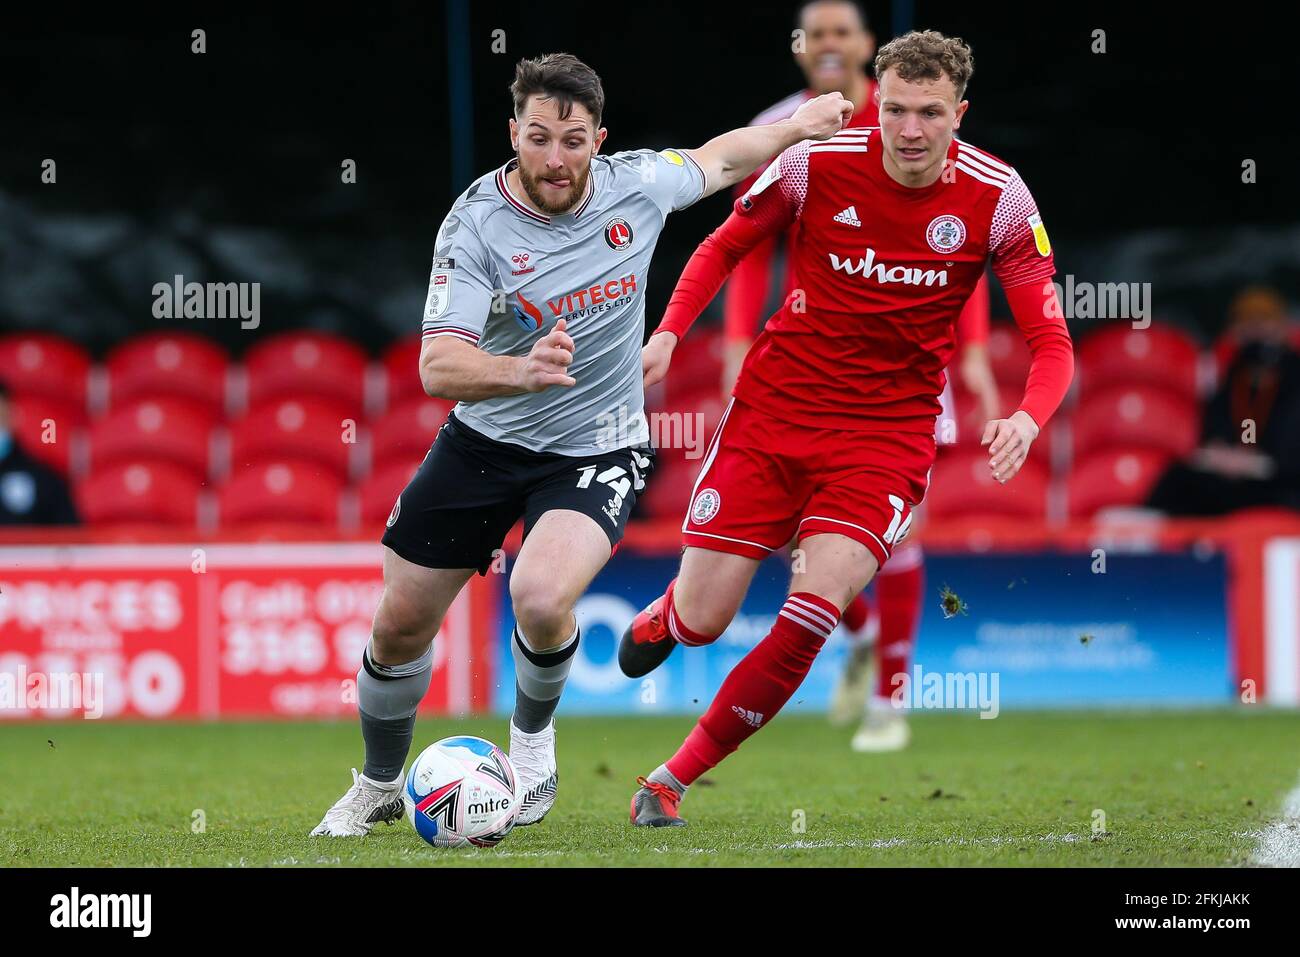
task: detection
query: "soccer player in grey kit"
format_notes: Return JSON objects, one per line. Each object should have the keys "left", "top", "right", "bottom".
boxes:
{"left": 312, "top": 53, "right": 850, "bottom": 835}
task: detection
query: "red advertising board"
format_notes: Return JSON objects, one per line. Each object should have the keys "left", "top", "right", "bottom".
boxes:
{"left": 0, "top": 545, "right": 496, "bottom": 719}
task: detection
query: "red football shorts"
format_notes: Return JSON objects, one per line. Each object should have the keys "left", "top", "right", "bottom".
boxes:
{"left": 680, "top": 398, "right": 936, "bottom": 569}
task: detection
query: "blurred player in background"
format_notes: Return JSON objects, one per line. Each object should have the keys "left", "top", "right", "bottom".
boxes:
{"left": 723, "top": 0, "right": 1002, "bottom": 752}
{"left": 310, "top": 53, "right": 851, "bottom": 837}
{"left": 625, "top": 31, "right": 1073, "bottom": 825}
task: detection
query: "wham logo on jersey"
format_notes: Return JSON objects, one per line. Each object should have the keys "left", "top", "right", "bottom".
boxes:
{"left": 829, "top": 248, "right": 949, "bottom": 287}
{"left": 833, "top": 206, "right": 862, "bottom": 227}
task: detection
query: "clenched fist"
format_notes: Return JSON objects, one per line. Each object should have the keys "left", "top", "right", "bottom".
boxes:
{"left": 519, "top": 318, "right": 576, "bottom": 392}
{"left": 790, "top": 92, "right": 854, "bottom": 141}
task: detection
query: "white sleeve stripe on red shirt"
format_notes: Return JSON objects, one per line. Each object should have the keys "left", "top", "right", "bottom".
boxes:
{"left": 955, "top": 160, "right": 1010, "bottom": 188}
{"left": 809, "top": 144, "right": 869, "bottom": 153}
{"left": 955, "top": 142, "right": 1013, "bottom": 175}
{"left": 955, "top": 149, "right": 1011, "bottom": 184}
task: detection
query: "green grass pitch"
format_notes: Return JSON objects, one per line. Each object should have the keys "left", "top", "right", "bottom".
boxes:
{"left": 3, "top": 710, "right": 1297, "bottom": 867}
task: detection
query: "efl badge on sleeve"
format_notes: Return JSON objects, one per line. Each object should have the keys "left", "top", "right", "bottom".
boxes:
{"left": 1027, "top": 214, "right": 1051, "bottom": 257}
{"left": 425, "top": 271, "right": 452, "bottom": 321}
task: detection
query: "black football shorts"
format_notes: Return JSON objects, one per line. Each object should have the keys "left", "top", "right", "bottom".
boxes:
{"left": 381, "top": 411, "right": 656, "bottom": 574}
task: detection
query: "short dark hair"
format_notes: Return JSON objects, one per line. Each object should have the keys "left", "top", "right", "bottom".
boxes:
{"left": 510, "top": 53, "right": 605, "bottom": 128}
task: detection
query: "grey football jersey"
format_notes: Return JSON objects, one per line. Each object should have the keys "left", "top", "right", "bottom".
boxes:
{"left": 420, "top": 149, "right": 706, "bottom": 456}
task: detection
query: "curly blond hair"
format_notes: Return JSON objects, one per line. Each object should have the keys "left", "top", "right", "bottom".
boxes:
{"left": 875, "top": 30, "right": 974, "bottom": 100}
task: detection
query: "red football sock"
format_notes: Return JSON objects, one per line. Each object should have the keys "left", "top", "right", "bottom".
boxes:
{"left": 874, "top": 545, "right": 924, "bottom": 701}
{"left": 842, "top": 592, "right": 871, "bottom": 633}
{"left": 666, "top": 592, "right": 839, "bottom": 785}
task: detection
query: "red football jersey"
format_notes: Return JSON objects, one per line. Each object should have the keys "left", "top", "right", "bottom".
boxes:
{"left": 714, "top": 128, "right": 1056, "bottom": 432}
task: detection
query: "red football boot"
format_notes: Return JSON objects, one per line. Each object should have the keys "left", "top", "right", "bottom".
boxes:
{"left": 617, "top": 579, "right": 679, "bottom": 678}
{"left": 629, "top": 776, "right": 687, "bottom": 828}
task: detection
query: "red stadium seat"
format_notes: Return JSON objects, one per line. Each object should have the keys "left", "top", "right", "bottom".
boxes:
{"left": 7, "top": 393, "right": 86, "bottom": 475}
{"left": 634, "top": 455, "right": 700, "bottom": 520}
{"left": 77, "top": 460, "right": 204, "bottom": 525}
{"left": 984, "top": 321, "right": 1031, "bottom": 389}
{"left": 951, "top": 382, "right": 1027, "bottom": 446}
{"left": 0, "top": 334, "right": 91, "bottom": 408}
{"left": 369, "top": 396, "right": 453, "bottom": 473}
{"left": 925, "top": 447, "right": 1050, "bottom": 521}
{"left": 663, "top": 328, "right": 725, "bottom": 402}
{"left": 104, "top": 333, "right": 230, "bottom": 412}
{"left": 1075, "top": 323, "right": 1201, "bottom": 400}
{"left": 358, "top": 456, "right": 424, "bottom": 526}
{"left": 87, "top": 397, "right": 218, "bottom": 479}
{"left": 1066, "top": 447, "right": 1171, "bottom": 518}
{"left": 646, "top": 389, "right": 727, "bottom": 465}
{"left": 228, "top": 396, "right": 358, "bottom": 479}
{"left": 380, "top": 335, "right": 426, "bottom": 411}
{"left": 218, "top": 459, "right": 344, "bottom": 527}
{"left": 242, "top": 331, "right": 369, "bottom": 410}
{"left": 1069, "top": 385, "right": 1199, "bottom": 460}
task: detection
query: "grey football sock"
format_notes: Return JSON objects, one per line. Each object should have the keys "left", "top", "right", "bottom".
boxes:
{"left": 511, "top": 622, "right": 579, "bottom": 733}
{"left": 357, "top": 643, "right": 434, "bottom": 783}
{"left": 647, "top": 764, "right": 686, "bottom": 795}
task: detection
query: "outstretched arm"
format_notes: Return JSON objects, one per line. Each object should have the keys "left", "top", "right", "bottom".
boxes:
{"left": 683, "top": 92, "right": 850, "bottom": 198}
{"left": 641, "top": 144, "right": 806, "bottom": 388}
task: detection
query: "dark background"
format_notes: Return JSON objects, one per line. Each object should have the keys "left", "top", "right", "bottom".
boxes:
{"left": 2, "top": 0, "right": 1296, "bottom": 354}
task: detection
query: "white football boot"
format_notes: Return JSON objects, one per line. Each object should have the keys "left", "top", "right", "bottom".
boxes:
{"left": 828, "top": 608, "right": 880, "bottom": 727}
{"left": 510, "top": 720, "right": 558, "bottom": 826}
{"left": 850, "top": 698, "right": 912, "bottom": 753}
{"left": 310, "top": 768, "right": 406, "bottom": 837}
{"left": 828, "top": 642, "right": 875, "bottom": 727}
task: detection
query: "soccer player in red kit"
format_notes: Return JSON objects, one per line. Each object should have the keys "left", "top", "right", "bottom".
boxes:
{"left": 721, "top": 2, "right": 1005, "bottom": 753}
{"left": 623, "top": 30, "right": 1074, "bottom": 826}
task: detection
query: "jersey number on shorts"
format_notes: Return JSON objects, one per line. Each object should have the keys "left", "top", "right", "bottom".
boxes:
{"left": 577, "top": 464, "right": 633, "bottom": 525}
{"left": 883, "top": 494, "right": 913, "bottom": 546}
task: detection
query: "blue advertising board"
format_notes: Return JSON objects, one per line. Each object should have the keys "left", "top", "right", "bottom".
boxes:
{"left": 492, "top": 550, "right": 1230, "bottom": 714}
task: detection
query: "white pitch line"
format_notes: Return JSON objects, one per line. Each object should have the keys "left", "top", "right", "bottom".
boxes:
{"left": 1250, "top": 774, "right": 1300, "bottom": 867}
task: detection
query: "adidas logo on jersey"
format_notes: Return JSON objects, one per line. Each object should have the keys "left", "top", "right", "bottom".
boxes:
{"left": 833, "top": 205, "right": 861, "bottom": 227}
{"left": 731, "top": 706, "right": 764, "bottom": 728}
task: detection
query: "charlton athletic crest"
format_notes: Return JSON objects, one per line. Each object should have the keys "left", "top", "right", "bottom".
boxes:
{"left": 926, "top": 214, "right": 966, "bottom": 254}
{"left": 604, "top": 217, "right": 634, "bottom": 251}
{"left": 690, "top": 488, "right": 721, "bottom": 525}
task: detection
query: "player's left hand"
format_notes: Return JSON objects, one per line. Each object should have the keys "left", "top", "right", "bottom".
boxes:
{"left": 641, "top": 330, "right": 678, "bottom": 388}
{"left": 981, "top": 410, "right": 1040, "bottom": 484}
